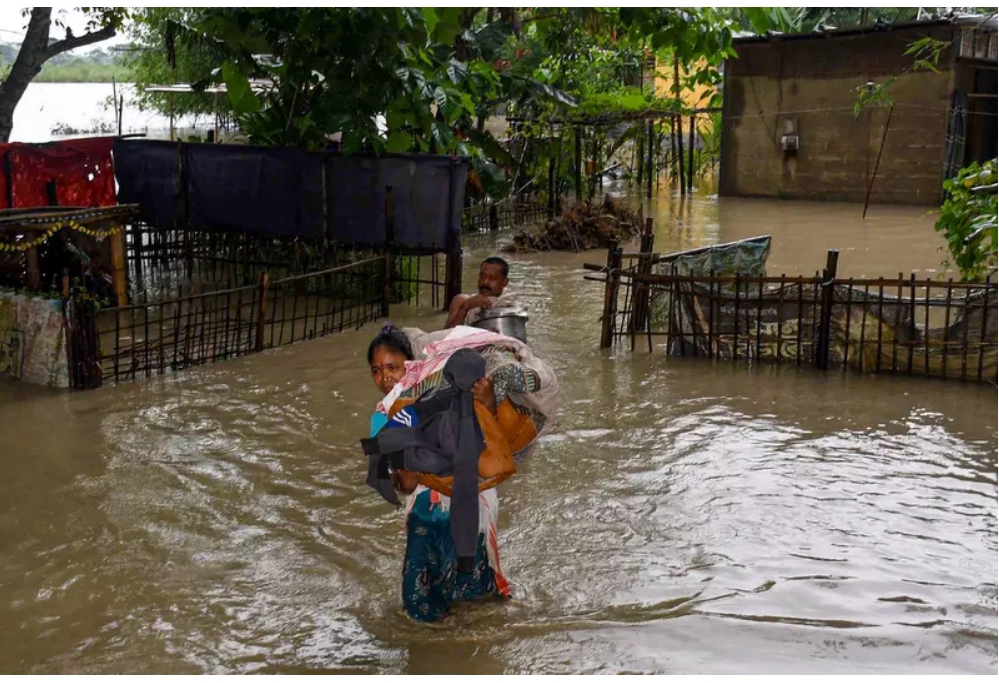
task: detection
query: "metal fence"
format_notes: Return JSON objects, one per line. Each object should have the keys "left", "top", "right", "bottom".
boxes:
{"left": 461, "top": 197, "right": 549, "bottom": 234}
{"left": 585, "top": 228, "right": 997, "bottom": 383}
{"left": 58, "top": 189, "right": 552, "bottom": 390}
{"left": 66, "top": 225, "right": 461, "bottom": 390}
{"left": 84, "top": 256, "right": 386, "bottom": 386}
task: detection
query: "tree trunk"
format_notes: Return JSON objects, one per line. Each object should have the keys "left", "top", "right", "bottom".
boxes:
{"left": 0, "top": 9, "right": 52, "bottom": 142}
{"left": 0, "top": 8, "right": 118, "bottom": 142}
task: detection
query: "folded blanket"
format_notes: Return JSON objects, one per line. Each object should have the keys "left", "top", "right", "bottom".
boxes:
{"left": 381, "top": 326, "right": 560, "bottom": 446}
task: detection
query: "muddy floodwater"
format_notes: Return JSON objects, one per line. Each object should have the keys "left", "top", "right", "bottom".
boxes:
{"left": 0, "top": 195, "right": 995, "bottom": 674}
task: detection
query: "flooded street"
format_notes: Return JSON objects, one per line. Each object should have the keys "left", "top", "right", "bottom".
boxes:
{"left": 0, "top": 195, "right": 995, "bottom": 673}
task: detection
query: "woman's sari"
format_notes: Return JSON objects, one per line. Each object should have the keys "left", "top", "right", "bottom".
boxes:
{"left": 402, "top": 486, "right": 509, "bottom": 622}
{"left": 369, "top": 420, "right": 509, "bottom": 622}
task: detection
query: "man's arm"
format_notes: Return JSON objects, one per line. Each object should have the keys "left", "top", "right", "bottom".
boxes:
{"left": 444, "top": 293, "right": 491, "bottom": 329}
{"left": 494, "top": 290, "right": 524, "bottom": 311}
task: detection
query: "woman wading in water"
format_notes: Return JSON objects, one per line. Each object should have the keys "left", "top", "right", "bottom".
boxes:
{"left": 367, "top": 325, "right": 509, "bottom": 622}
{"left": 364, "top": 325, "right": 559, "bottom": 621}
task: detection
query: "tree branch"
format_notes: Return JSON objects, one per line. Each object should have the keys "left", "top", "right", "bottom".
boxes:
{"left": 44, "top": 25, "right": 118, "bottom": 60}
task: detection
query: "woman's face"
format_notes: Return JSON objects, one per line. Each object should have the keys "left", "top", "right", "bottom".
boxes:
{"left": 370, "top": 345, "right": 408, "bottom": 395}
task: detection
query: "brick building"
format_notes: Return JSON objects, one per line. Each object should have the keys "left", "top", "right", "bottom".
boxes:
{"left": 719, "top": 16, "right": 997, "bottom": 205}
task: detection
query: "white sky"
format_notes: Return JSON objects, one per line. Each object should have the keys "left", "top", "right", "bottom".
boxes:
{"left": 0, "top": 6, "right": 128, "bottom": 51}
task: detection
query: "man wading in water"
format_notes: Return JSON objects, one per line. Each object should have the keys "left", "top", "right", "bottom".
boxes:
{"left": 444, "top": 257, "right": 521, "bottom": 329}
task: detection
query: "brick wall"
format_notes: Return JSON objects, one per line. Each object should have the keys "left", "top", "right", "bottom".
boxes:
{"left": 720, "top": 25, "right": 956, "bottom": 205}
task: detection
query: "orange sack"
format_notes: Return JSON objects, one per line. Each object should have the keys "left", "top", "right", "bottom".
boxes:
{"left": 386, "top": 396, "right": 537, "bottom": 496}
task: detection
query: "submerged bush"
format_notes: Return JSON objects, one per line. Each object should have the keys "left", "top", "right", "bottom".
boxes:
{"left": 935, "top": 159, "right": 997, "bottom": 282}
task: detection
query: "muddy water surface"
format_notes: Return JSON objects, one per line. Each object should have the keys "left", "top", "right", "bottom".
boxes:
{"left": 0, "top": 196, "right": 995, "bottom": 673}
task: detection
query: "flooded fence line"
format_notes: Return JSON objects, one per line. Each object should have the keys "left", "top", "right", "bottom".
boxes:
{"left": 66, "top": 240, "right": 455, "bottom": 390}
{"left": 585, "top": 223, "right": 997, "bottom": 383}
{"left": 76, "top": 218, "right": 456, "bottom": 389}
{"left": 53, "top": 140, "right": 478, "bottom": 391}
{"left": 121, "top": 222, "right": 452, "bottom": 308}
{"left": 461, "top": 196, "right": 549, "bottom": 234}
{"left": 80, "top": 256, "right": 388, "bottom": 388}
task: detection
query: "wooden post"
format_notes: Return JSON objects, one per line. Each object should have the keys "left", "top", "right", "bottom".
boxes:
{"left": 815, "top": 250, "right": 840, "bottom": 371}
{"left": 863, "top": 104, "right": 894, "bottom": 219}
{"left": 255, "top": 272, "right": 270, "bottom": 352}
{"left": 488, "top": 203, "right": 499, "bottom": 231}
{"left": 109, "top": 226, "right": 128, "bottom": 307}
{"left": 574, "top": 126, "right": 583, "bottom": 201}
{"left": 687, "top": 114, "right": 696, "bottom": 193}
{"left": 672, "top": 53, "right": 685, "bottom": 193}
{"left": 630, "top": 217, "right": 656, "bottom": 334}
{"left": 669, "top": 115, "right": 679, "bottom": 182}
{"left": 636, "top": 125, "right": 645, "bottom": 191}
{"left": 26, "top": 246, "right": 40, "bottom": 292}
{"left": 62, "top": 274, "right": 75, "bottom": 389}
{"left": 547, "top": 132, "right": 556, "bottom": 219}
{"left": 589, "top": 131, "right": 598, "bottom": 199}
{"left": 383, "top": 186, "right": 395, "bottom": 317}
{"left": 676, "top": 115, "right": 686, "bottom": 196}
{"left": 656, "top": 127, "right": 664, "bottom": 193}
{"left": 597, "top": 131, "right": 604, "bottom": 195}
{"left": 600, "top": 242, "right": 623, "bottom": 349}
{"left": 647, "top": 119, "right": 655, "bottom": 199}
{"left": 445, "top": 249, "right": 462, "bottom": 312}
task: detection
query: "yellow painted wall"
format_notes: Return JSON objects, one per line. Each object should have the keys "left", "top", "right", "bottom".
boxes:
{"left": 653, "top": 56, "right": 716, "bottom": 109}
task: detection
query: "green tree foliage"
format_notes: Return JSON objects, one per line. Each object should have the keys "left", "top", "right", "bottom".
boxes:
{"left": 138, "top": 8, "right": 582, "bottom": 197}
{"left": 935, "top": 160, "right": 997, "bottom": 281}
{"left": 122, "top": 8, "right": 231, "bottom": 120}
{"left": 0, "top": 45, "right": 130, "bottom": 83}
{"left": 154, "top": 8, "right": 520, "bottom": 152}
{"left": 499, "top": 8, "right": 734, "bottom": 196}
{"left": 125, "top": 8, "right": 741, "bottom": 201}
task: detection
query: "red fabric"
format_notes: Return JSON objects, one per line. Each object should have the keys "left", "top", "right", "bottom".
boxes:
{"left": 0, "top": 137, "right": 116, "bottom": 210}
{"left": 0, "top": 147, "right": 8, "bottom": 210}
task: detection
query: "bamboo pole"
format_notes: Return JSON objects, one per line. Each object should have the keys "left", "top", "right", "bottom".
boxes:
{"left": 687, "top": 114, "right": 696, "bottom": 193}
{"left": 109, "top": 225, "right": 128, "bottom": 307}
{"left": 863, "top": 104, "right": 894, "bottom": 219}
{"left": 673, "top": 54, "right": 686, "bottom": 196}
{"left": 646, "top": 119, "right": 654, "bottom": 199}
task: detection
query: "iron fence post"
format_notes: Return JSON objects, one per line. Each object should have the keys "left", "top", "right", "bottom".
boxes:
{"left": 816, "top": 250, "right": 840, "bottom": 371}
{"left": 600, "top": 242, "right": 623, "bottom": 349}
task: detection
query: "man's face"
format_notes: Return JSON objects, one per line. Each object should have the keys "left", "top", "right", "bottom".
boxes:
{"left": 477, "top": 263, "right": 508, "bottom": 297}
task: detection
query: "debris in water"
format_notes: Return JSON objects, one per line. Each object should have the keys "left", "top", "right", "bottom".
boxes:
{"left": 503, "top": 196, "right": 642, "bottom": 253}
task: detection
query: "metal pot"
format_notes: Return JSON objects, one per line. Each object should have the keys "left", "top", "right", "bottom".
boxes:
{"left": 471, "top": 308, "right": 529, "bottom": 343}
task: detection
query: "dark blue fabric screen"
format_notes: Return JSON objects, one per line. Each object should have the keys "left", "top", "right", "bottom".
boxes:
{"left": 112, "top": 139, "right": 180, "bottom": 228}
{"left": 326, "top": 154, "right": 468, "bottom": 250}
{"left": 112, "top": 139, "right": 467, "bottom": 250}
{"left": 184, "top": 143, "right": 325, "bottom": 239}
